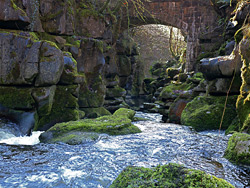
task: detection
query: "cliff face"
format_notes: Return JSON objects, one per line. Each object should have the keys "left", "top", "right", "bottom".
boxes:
{"left": 0, "top": 0, "right": 132, "bottom": 133}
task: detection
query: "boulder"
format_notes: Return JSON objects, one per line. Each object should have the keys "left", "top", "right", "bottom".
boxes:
{"left": 35, "top": 41, "right": 64, "bottom": 86}
{"left": 0, "top": 106, "right": 36, "bottom": 136}
{"left": 199, "top": 46, "right": 242, "bottom": 80}
{"left": 181, "top": 95, "right": 238, "bottom": 131}
{"left": 110, "top": 163, "right": 234, "bottom": 188}
{"left": 224, "top": 132, "right": 250, "bottom": 165}
{"left": 39, "top": 108, "right": 141, "bottom": 144}
{"left": 0, "top": 32, "right": 41, "bottom": 85}
{"left": 159, "top": 83, "right": 193, "bottom": 100}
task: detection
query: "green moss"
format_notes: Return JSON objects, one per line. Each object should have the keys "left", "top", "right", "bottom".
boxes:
{"left": 242, "top": 114, "right": 250, "bottom": 133}
{"left": 81, "top": 107, "right": 111, "bottom": 118}
{"left": 225, "top": 116, "right": 241, "bottom": 135}
{"left": 224, "top": 132, "right": 250, "bottom": 165}
{"left": 236, "top": 94, "right": 250, "bottom": 128}
{"left": 41, "top": 10, "right": 63, "bottom": 22}
{"left": 0, "top": 87, "right": 35, "bottom": 110}
{"left": 39, "top": 108, "right": 141, "bottom": 143}
{"left": 34, "top": 85, "right": 80, "bottom": 131}
{"left": 106, "top": 86, "right": 126, "bottom": 98}
{"left": 160, "top": 82, "right": 194, "bottom": 100}
{"left": 181, "top": 96, "right": 238, "bottom": 131}
{"left": 10, "top": 0, "right": 27, "bottom": 17}
{"left": 110, "top": 163, "right": 234, "bottom": 188}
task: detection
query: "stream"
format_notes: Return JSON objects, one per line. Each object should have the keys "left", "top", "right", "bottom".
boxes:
{"left": 0, "top": 112, "right": 249, "bottom": 188}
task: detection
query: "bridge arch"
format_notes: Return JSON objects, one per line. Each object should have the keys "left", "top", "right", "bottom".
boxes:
{"left": 121, "top": 0, "right": 222, "bottom": 72}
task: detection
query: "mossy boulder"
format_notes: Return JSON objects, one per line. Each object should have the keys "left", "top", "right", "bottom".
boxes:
{"left": 224, "top": 132, "right": 250, "bottom": 165}
{"left": 110, "top": 163, "right": 234, "bottom": 188}
{"left": 181, "top": 96, "right": 237, "bottom": 131}
{"left": 80, "top": 107, "right": 111, "bottom": 118}
{"left": 159, "top": 82, "right": 193, "bottom": 100}
{"left": 39, "top": 108, "right": 141, "bottom": 144}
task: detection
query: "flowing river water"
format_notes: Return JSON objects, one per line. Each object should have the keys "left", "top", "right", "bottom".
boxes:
{"left": 0, "top": 112, "right": 249, "bottom": 188}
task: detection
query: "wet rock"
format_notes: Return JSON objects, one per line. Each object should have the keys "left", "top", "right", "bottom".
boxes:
{"left": 0, "top": 106, "right": 36, "bottom": 136}
{"left": 225, "top": 132, "right": 250, "bottom": 165}
{"left": 169, "top": 98, "right": 189, "bottom": 124}
{"left": 110, "top": 163, "right": 234, "bottom": 188}
{"left": 39, "top": 108, "right": 141, "bottom": 144}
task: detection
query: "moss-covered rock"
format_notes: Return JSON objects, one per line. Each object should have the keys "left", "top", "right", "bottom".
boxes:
{"left": 106, "top": 86, "right": 126, "bottom": 98}
{"left": 224, "top": 132, "right": 250, "bottom": 165}
{"left": 80, "top": 107, "right": 111, "bottom": 118}
{"left": 160, "top": 82, "right": 194, "bottom": 100}
{"left": 39, "top": 108, "right": 141, "bottom": 144}
{"left": 110, "top": 163, "right": 234, "bottom": 188}
{"left": 34, "top": 85, "right": 81, "bottom": 131}
{"left": 0, "top": 86, "right": 35, "bottom": 110}
{"left": 181, "top": 96, "right": 237, "bottom": 131}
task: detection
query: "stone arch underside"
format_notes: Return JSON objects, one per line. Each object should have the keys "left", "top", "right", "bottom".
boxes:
{"left": 123, "top": 0, "right": 222, "bottom": 72}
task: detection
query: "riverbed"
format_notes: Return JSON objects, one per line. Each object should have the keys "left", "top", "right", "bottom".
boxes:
{"left": 0, "top": 112, "right": 249, "bottom": 188}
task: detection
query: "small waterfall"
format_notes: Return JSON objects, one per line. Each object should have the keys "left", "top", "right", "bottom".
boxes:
{"left": 0, "top": 131, "right": 43, "bottom": 145}
{"left": 0, "top": 117, "right": 42, "bottom": 145}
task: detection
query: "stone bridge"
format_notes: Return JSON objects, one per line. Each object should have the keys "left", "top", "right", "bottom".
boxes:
{"left": 125, "top": 0, "right": 223, "bottom": 72}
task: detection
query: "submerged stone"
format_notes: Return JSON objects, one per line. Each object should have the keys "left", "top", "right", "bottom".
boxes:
{"left": 39, "top": 108, "right": 141, "bottom": 144}
{"left": 110, "top": 163, "right": 234, "bottom": 188}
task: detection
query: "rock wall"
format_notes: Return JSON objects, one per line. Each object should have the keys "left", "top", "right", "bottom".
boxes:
{"left": 0, "top": 0, "right": 127, "bottom": 133}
